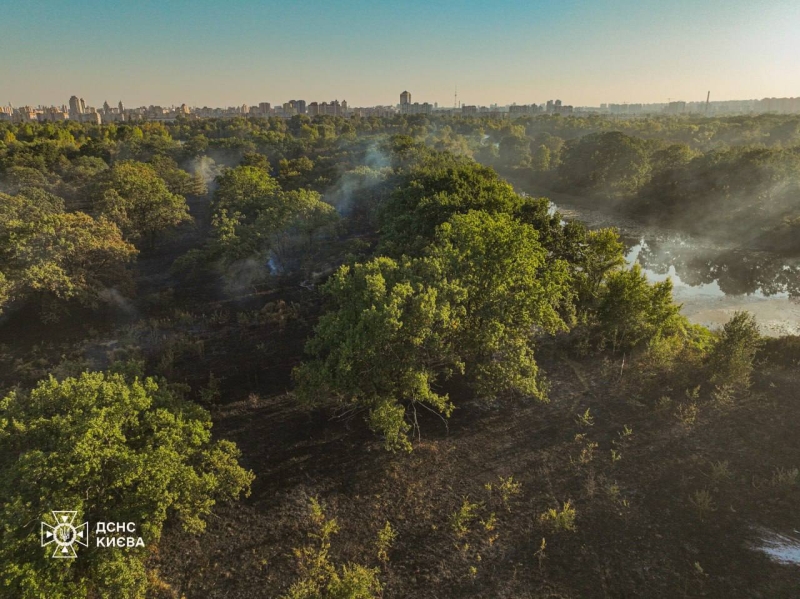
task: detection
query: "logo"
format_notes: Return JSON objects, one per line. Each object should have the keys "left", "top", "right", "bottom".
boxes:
{"left": 41, "top": 511, "right": 89, "bottom": 558}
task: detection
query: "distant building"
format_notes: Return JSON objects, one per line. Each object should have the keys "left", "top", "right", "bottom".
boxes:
{"left": 664, "top": 101, "right": 687, "bottom": 115}
{"left": 400, "top": 91, "right": 411, "bottom": 106}
{"left": 80, "top": 111, "right": 101, "bottom": 124}
{"left": 509, "top": 104, "right": 542, "bottom": 118}
{"left": 69, "top": 95, "right": 82, "bottom": 117}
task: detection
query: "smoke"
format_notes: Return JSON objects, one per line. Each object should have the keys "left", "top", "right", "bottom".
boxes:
{"left": 323, "top": 144, "right": 391, "bottom": 216}
{"left": 222, "top": 254, "right": 273, "bottom": 295}
{"left": 187, "top": 156, "right": 225, "bottom": 193}
{"left": 99, "top": 287, "right": 139, "bottom": 318}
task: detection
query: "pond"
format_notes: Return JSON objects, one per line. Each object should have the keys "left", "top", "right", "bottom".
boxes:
{"left": 551, "top": 196, "right": 800, "bottom": 337}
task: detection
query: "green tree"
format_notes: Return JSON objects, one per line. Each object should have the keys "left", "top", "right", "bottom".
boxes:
{"left": 531, "top": 144, "right": 552, "bottom": 172}
{"left": 0, "top": 370, "right": 254, "bottom": 599}
{"left": 148, "top": 154, "right": 207, "bottom": 197}
{"left": 91, "top": 161, "right": 192, "bottom": 246}
{"left": 708, "top": 311, "right": 763, "bottom": 389}
{"left": 0, "top": 192, "right": 137, "bottom": 320}
{"left": 378, "top": 158, "right": 524, "bottom": 255}
{"left": 593, "top": 264, "right": 686, "bottom": 352}
{"left": 498, "top": 134, "right": 531, "bottom": 168}
{"left": 558, "top": 132, "right": 652, "bottom": 198}
{"left": 210, "top": 166, "right": 337, "bottom": 267}
{"left": 296, "top": 211, "right": 571, "bottom": 450}
{"left": 425, "top": 211, "right": 570, "bottom": 398}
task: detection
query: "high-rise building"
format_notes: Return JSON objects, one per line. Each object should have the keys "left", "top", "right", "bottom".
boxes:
{"left": 79, "top": 98, "right": 86, "bottom": 113}
{"left": 69, "top": 95, "right": 81, "bottom": 116}
{"left": 400, "top": 91, "right": 411, "bottom": 106}
{"left": 103, "top": 101, "right": 111, "bottom": 114}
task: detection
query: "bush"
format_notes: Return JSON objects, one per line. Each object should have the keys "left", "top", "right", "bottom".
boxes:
{"left": 283, "top": 498, "right": 382, "bottom": 599}
{"left": 708, "top": 311, "right": 763, "bottom": 390}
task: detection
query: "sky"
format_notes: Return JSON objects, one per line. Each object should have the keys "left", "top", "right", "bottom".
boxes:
{"left": 1, "top": 0, "right": 798, "bottom": 109}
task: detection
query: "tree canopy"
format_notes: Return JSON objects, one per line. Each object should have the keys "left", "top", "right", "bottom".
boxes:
{"left": 0, "top": 370, "right": 254, "bottom": 599}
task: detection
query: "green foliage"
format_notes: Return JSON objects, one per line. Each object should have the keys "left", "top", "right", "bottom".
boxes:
{"left": 91, "top": 161, "right": 191, "bottom": 245}
{"left": 208, "top": 165, "right": 338, "bottom": 273}
{"left": 378, "top": 156, "right": 524, "bottom": 255}
{"left": 0, "top": 191, "right": 137, "bottom": 319}
{"left": 498, "top": 134, "right": 531, "bottom": 167}
{"left": 283, "top": 498, "right": 382, "bottom": 599}
{"left": 294, "top": 255, "right": 458, "bottom": 451}
{"left": 148, "top": 154, "right": 207, "bottom": 196}
{"left": 593, "top": 264, "right": 687, "bottom": 352}
{"left": 375, "top": 522, "right": 396, "bottom": 564}
{"left": 639, "top": 146, "right": 800, "bottom": 244}
{"left": 708, "top": 311, "right": 763, "bottom": 390}
{"left": 425, "top": 211, "right": 570, "bottom": 398}
{"left": 450, "top": 498, "right": 483, "bottom": 537}
{"left": 296, "top": 211, "right": 570, "bottom": 450}
{"left": 558, "top": 132, "right": 653, "bottom": 198}
{"left": 0, "top": 371, "right": 254, "bottom": 599}
{"left": 539, "top": 501, "right": 577, "bottom": 532}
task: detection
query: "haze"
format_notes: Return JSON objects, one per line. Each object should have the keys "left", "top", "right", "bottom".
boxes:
{"left": 1, "top": 0, "right": 798, "bottom": 108}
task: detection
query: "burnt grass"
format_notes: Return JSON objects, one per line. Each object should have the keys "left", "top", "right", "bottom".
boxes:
{"left": 143, "top": 355, "right": 797, "bottom": 597}
{"left": 2, "top": 228, "right": 800, "bottom": 598}
{"left": 150, "top": 302, "right": 800, "bottom": 598}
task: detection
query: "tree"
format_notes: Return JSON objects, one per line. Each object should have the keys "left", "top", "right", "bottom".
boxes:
{"left": 498, "top": 134, "right": 531, "bottom": 168}
{"left": 148, "top": 154, "right": 207, "bottom": 197}
{"left": 91, "top": 161, "right": 192, "bottom": 246}
{"left": 0, "top": 191, "right": 137, "bottom": 320}
{"left": 295, "top": 211, "right": 571, "bottom": 450}
{"left": 425, "top": 211, "right": 570, "bottom": 397}
{"left": 378, "top": 158, "right": 524, "bottom": 256}
{"left": 209, "top": 166, "right": 338, "bottom": 268}
{"left": 531, "top": 144, "right": 551, "bottom": 172}
{"left": 558, "top": 132, "right": 652, "bottom": 198}
{"left": 213, "top": 165, "right": 282, "bottom": 220}
{"left": 708, "top": 311, "right": 763, "bottom": 389}
{"left": 240, "top": 151, "right": 271, "bottom": 171}
{"left": 0, "top": 370, "right": 254, "bottom": 599}
{"left": 593, "top": 264, "right": 686, "bottom": 352}
{"left": 294, "top": 255, "right": 459, "bottom": 450}
{"left": 515, "top": 197, "right": 625, "bottom": 314}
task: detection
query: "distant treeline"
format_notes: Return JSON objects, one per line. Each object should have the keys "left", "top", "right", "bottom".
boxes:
{"left": 2, "top": 112, "right": 800, "bottom": 260}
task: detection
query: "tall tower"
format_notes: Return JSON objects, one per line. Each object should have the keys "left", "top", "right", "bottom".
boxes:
{"left": 400, "top": 91, "right": 411, "bottom": 106}
{"left": 69, "top": 96, "right": 81, "bottom": 116}
{"left": 79, "top": 98, "right": 86, "bottom": 113}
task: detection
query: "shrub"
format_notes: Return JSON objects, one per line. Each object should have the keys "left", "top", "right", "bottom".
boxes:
{"left": 708, "top": 311, "right": 763, "bottom": 390}
{"left": 283, "top": 498, "right": 382, "bottom": 599}
{"left": 539, "top": 501, "right": 577, "bottom": 532}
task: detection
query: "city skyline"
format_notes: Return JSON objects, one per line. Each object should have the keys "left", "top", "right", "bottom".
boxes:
{"left": 1, "top": 0, "right": 798, "bottom": 108}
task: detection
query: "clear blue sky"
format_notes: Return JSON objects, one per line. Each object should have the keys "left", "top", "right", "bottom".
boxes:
{"left": 1, "top": 0, "right": 798, "bottom": 108}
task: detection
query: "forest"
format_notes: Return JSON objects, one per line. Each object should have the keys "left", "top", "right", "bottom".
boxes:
{"left": 1, "top": 112, "right": 799, "bottom": 598}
